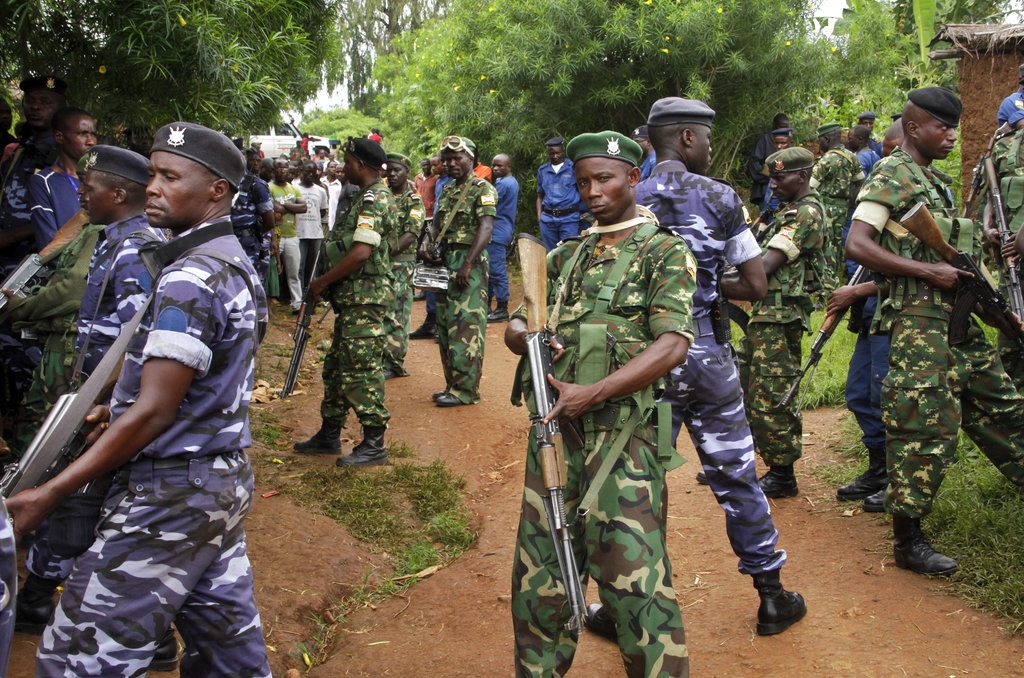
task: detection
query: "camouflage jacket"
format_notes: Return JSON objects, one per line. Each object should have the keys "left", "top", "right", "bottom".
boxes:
{"left": 812, "top": 146, "right": 865, "bottom": 203}
{"left": 0, "top": 134, "right": 57, "bottom": 270}
{"left": 989, "top": 127, "right": 1024, "bottom": 231}
{"left": 391, "top": 185, "right": 424, "bottom": 263}
{"left": 435, "top": 176, "right": 497, "bottom": 246}
{"left": 324, "top": 179, "right": 397, "bottom": 307}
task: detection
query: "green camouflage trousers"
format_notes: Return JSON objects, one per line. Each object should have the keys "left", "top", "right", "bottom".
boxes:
{"left": 883, "top": 313, "right": 1024, "bottom": 518}
{"left": 437, "top": 246, "right": 488, "bottom": 404}
{"left": 997, "top": 333, "right": 1024, "bottom": 392}
{"left": 744, "top": 320, "right": 803, "bottom": 467}
{"left": 321, "top": 303, "right": 390, "bottom": 429}
{"left": 13, "top": 321, "right": 77, "bottom": 455}
{"left": 384, "top": 261, "right": 414, "bottom": 376}
{"left": 512, "top": 423, "right": 688, "bottom": 678}
{"left": 822, "top": 199, "right": 848, "bottom": 280}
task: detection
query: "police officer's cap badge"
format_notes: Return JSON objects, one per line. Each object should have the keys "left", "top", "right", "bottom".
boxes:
{"left": 774, "top": 159, "right": 785, "bottom": 171}
{"left": 46, "top": 77, "right": 55, "bottom": 89}
{"left": 607, "top": 137, "right": 621, "bottom": 156}
{"left": 167, "top": 126, "right": 186, "bottom": 147}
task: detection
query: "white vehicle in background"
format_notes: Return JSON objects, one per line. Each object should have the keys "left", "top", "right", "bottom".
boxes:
{"left": 249, "top": 119, "right": 337, "bottom": 158}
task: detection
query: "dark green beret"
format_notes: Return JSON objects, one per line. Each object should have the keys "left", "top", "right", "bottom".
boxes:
{"left": 816, "top": 123, "right": 841, "bottom": 137}
{"left": 565, "top": 131, "right": 643, "bottom": 167}
{"left": 152, "top": 121, "right": 245, "bottom": 189}
{"left": 344, "top": 137, "right": 387, "bottom": 170}
{"left": 907, "top": 87, "right": 962, "bottom": 127}
{"left": 386, "top": 152, "right": 412, "bottom": 169}
{"left": 83, "top": 145, "right": 150, "bottom": 186}
{"left": 764, "top": 147, "right": 815, "bottom": 175}
{"left": 20, "top": 75, "right": 68, "bottom": 97}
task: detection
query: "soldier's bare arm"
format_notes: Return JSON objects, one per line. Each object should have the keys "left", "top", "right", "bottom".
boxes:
{"left": 721, "top": 256, "right": 767, "bottom": 301}
{"left": 846, "top": 219, "right": 964, "bottom": 290}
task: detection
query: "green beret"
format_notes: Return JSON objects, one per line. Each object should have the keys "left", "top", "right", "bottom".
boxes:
{"left": 565, "top": 131, "right": 643, "bottom": 167}
{"left": 386, "top": 152, "right": 412, "bottom": 169}
{"left": 764, "top": 147, "right": 815, "bottom": 175}
{"left": 816, "top": 123, "right": 841, "bottom": 137}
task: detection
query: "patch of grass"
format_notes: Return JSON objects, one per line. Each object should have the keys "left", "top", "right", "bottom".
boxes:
{"left": 810, "top": 414, "right": 867, "bottom": 488}
{"left": 387, "top": 440, "right": 416, "bottom": 459}
{"left": 250, "top": 409, "right": 286, "bottom": 447}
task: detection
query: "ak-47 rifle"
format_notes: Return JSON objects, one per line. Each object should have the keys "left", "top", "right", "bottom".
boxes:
{"left": 0, "top": 209, "right": 89, "bottom": 315}
{"left": 978, "top": 124, "right": 1024, "bottom": 319}
{"left": 516, "top": 232, "right": 588, "bottom": 633}
{"left": 900, "top": 202, "right": 1024, "bottom": 349}
{"left": 280, "top": 244, "right": 322, "bottom": 399}
{"left": 778, "top": 266, "right": 869, "bottom": 409}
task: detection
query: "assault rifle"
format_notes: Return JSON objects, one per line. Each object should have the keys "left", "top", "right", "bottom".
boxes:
{"left": 901, "top": 202, "right": 1024, "bottom": 349}
{"left": 778, "top": 266, "right": 869, "bottom": 409}
{"left": 0, "top": 210, "right": 88, "bottom": 315}
{"left": 280, "top": 244, "right": 322, "bottom": 399}
{"left": 516, "top": 232, "right": 588, "bottom": 633}
{"left": 979, "top": 124, "right": 1024, "bottom": 319}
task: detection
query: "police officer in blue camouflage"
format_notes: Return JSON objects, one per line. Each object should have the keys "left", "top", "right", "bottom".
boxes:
{"left": 634, "top": 96, "right": 806, "bottom": 637}
{"left": 7, "top": 121, "right": 271, "bottom": 677}
{"left": 231, "top": 147, "right": 275, "bottom": 285}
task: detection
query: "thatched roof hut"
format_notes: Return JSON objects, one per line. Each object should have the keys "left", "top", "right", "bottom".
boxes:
{"left": 930, "top": 24, "right": 1024, "bottom": 197}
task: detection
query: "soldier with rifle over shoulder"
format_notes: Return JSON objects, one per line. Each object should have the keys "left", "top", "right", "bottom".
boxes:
{"left": 505, "top": 130, "right": 693, "bottom": 677}
{"left": 847, "top": 87, "right": 1024, "bottom": 577}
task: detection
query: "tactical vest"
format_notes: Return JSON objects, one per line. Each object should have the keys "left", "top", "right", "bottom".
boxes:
{"left": 323, "top": 184, "right": 392, "bottom": 306}
{"left": 996, "top": 129, "right": 1024, "bottom": 232}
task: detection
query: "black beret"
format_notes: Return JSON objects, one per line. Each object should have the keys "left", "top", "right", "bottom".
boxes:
{"left": 20, "top": 75, "right": 68, "bottom": 97}
{"left": 907, "top": 87, "right": 962, "bottom": 127}
{"left": 648, "top": 97, "right": 715, "bottom": 128}
{"left": 857, "top": 111, "right": 876, "bottom": 121}
{"left": 343, "top": 137, "right": 387, "bottom": 170}
{"left": 891, "top": 113, "right": 903, "bottom": 121}
{"left": 545, "top": 136, "right": 564, "bottom": 147}
{"left": 770, "top": 127, "right": 793, "bottom": 136}
{"left": 631, "top": 125, "right": 649, "bottom": 139}
{"left": 151, "top": 122, "right": 245, "bottom": 188}
{"left": 82, "top": 145, "right": 150, "bottom": 186}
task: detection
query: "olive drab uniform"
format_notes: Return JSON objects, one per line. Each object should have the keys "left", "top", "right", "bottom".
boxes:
{"left": 434, "top": 176, "right": 497, "bottom": 404}
{"left": 321, "top": 180, "right": 398, "bottom": 429}
{"left": 743, "top": 192, "right": 828, "bottom": 468}
{"left": 856, "top": 147, "right": 1024, "bottom": 518}
{"left": 811, "top": 146, "right": 863, "bottom": 277}
{"left": 986, "top": 127, "right": 1024, "bottom": 388}
{"left": 511, "top": 219, "right": 696, "bottom": 678}
{"left": 383, "top": 186, "right": 423, "bottom": 376}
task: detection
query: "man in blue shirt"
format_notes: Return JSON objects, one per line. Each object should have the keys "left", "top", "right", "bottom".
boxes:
{"left": 487, "top": 153, "right": 518, "bottom": 322}
{"left": 856, "top": 111, "right": 883, "bottom": 156}
{"left": 847, "top": 124, "right": 881, "bottom": 176}
{"left": 632, "top": 125, "right": 657, "bottom": 180}
{"left": 28, "top": 107, "right": 95, "bottom": 248}
{"left": 534, "top": 136, "right": 581, "bottom": 250}
{"left": 997, "top": 64, "right": 1024, "bottom": 126}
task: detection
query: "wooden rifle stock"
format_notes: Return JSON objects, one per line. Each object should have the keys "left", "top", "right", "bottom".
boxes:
{"left": 899, "top": 203, "right": 958, "bottom": 263}
{"left": 517, "top": 234, "right": 548, "bottom": 333}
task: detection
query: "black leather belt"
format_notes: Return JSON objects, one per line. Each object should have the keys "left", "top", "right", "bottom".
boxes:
{"left": 542, "top": 207, "right": 575, "bottom": 217}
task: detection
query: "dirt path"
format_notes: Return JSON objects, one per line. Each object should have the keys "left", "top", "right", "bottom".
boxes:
{"left": 7, "top": 299, "right": 1024, "bottom": 676}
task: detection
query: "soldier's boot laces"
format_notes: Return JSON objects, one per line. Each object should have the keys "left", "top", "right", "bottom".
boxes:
{"left": 410, "top": 312, "right": 437, "bottom": 339}
{"left": 149, "top": 629, "right": 180, "bottom": 672}
{"left": 752, "top": 570, "right": 807, "bottom": 636}
{"left": 294, "top": 422, "right": 342, "bottom": 454}
{"left": 338, "top": 426, "right": 388, "bottom": 467}
{"left": 757, "top": 465, "right": 798, "bottom": 498}
{"left": 836, "top": 445, "right": 888, "bottom": 500}
{"left": 14, "top": 573, "right": 60, "bottom": 634}
{"left": 862, "top": 486, "right": 887, "bottom": 513}
{"left": 892, "top": 516, "right": 958, "bottom": 576}
{"left": 583, "top": 603, "right": 617, "bottom": 642}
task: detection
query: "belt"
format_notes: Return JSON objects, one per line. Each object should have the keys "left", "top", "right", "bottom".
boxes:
{"left": 542, "top": 207, "right": 575, "bottom": 217}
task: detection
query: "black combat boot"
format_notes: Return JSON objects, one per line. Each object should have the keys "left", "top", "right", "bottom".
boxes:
{"left": 837, "top": 445, "right": 888, "bottom": 500}
{"left": 862, "top": 486, "right": 886, "bottom": 513}
{"left": 294, "top": 421, "right": 342, "bottom": 454}
{"left": 487, "top": 301, "right": 509, "bottom": 323}
{"left": 149, "top": 629, "right": 180, "bottom": 671}
{"left": 409, "top": 312, "right": 437, "bottom": 339}
{"left": 758, "top": 465, "right": 798, "bottom": 498}
{"left": 892, "top": 515, "right": 958, "bottom": 576}
{"left": 752, "top": 570, "right": 807, "bottom": 636}
{"left": 15, "top": 573, "right": 60, "bottom": 634}
{"left": 338, "top": 426, "right": 387, "bottom": 467}
{"left": 583, "top": 603, "right": 617, "bottom": 642}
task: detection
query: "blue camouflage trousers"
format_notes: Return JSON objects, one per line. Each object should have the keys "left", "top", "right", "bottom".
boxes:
{"left": 662, "top": 332, "right": 785, "bottom": 574}
{"left": 0, "top": 498, "right": 15, "bottom": 677}
{"left": 37, "top": 452, "right": 270, "bottom": 678}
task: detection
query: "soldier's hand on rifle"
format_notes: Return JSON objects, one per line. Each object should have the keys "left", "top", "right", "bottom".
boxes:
{"left": 308, "top": 276, "right": 326, "bottom": 301}
{"left": 547, "top": 335, "right": 567, "bottom": 363}
{"left": 7, "top": 486, "right": 58, "bottom": 538}
{"left": 1001, "top": 239, "right": 1019, "bottom": 268}
{"left": 826, "top": 285, "right": 860, "bottom": 316}
{"left": 83, "top": 405, "right": 111, "bottom": 446}
{"left": 0, "top": 288, "right": 12, "bottom": 299}
{"left": 544, "top": 374, "right": 597, "bottom": 422}
{"left": 922, "top": 261, "right": 971, "bottom": 291}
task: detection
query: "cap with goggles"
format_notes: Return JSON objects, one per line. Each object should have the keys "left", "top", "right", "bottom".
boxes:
{"left": 439, "top": 135, "right": 477, "bottom": 156}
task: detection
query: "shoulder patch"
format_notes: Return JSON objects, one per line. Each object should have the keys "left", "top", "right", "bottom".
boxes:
{"left": 155, "top": 306, "right": 189, "bottom": 333}
{"left": 472, "top": 177, "right": 486, "bottom": 186}
{"left": 479, "top": 191, "right": 496, "bottom": 206}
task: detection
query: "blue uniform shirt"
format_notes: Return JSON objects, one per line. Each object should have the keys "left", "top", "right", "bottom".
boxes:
{"left": 493, "top": 175, "right": 519, "bottom": 244}
{"left": 636, "top": 160, "right": 761, "bottom": 318}
{"left": 536, "top": 159, "right": 580, "bottom": 213}
{"left": 0, "top": 134, "right": 57, "bottom": 270}
{"left": 434, "top": 175, "right": 453, "bottom": 206}
{"left": 639, "top": 151, "right": 657, "bottom": 181}
{"left": 998, "top": 89, "right": 1024, "bottom": 126}
{"left": 857, "top": 148, "right": 882, "bottom": 176}
{"left": 28, "top": 167, "right": 81, "bottom": 249}
{"left": 111, "top": 219, "right": 267, "bottom": 460}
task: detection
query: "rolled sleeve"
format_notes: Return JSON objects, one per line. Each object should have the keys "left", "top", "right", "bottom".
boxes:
{"left": 353, "top": 226, "right": 382, "bottom": 247}
{"left": 143, "top": 329, "right": 212, "bottom": 376}
{"left": 767, "top": 232, "right": 801, "bottom": 262}
{"left": 852, "top": 200, "right": 891, "bottom": 233}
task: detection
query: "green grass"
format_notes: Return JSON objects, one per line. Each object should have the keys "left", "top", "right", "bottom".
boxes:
{"left": 797, "top": 309, "right": 860, "bottom": 409}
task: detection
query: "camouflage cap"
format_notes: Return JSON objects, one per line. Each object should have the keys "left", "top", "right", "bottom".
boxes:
{"left": 152, "top": 122, "right": 245, "bottom": 188}
{"left": 764, "top": 147, "right": 814, "bottom": 175}
{"left": 565, "top": 131, "right": 643, "bottom": 167}
{"left": 386, "top": 152, "right": 412, "bottom": 169}
{"left": 816, "top": 123, "right": 841, "bottom": 137}
{"left": 82, "top": 145, "right": 150, "bottom": 186}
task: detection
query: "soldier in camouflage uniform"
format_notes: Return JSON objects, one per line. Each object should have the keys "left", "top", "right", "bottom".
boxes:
{"left": 297, "top": 137, "right": 397, "bottom": 466}
{"left": 847, "top": 88, "right": 1024, "bottom": 576}
{"left": 506, "top": 131, "right": 693, "bottom": 677}
{"left": 231, "top": 147, "right": 276, "bottom": 286}
{"left": 383, "top": 152, "right": 424, "bottom": 379}
{"left": 744, "top": 147, "right": 829, "bottom": 498}
{"left": 7, "top": 122, "right": 271, "bottom": 676}
{"left": 812, "top": 123, "right": 864, "bottom": 279}
{"left": 426, "top": 136, "right": 496, "bottom": 407}
{"left": 0, "top": 76, "right": 66, "bottom": 445}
